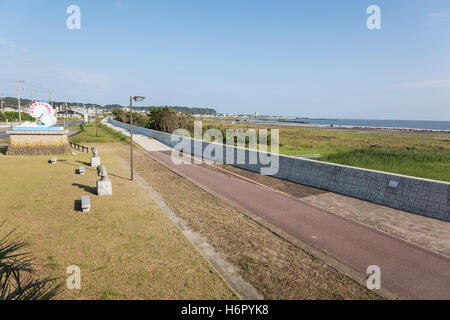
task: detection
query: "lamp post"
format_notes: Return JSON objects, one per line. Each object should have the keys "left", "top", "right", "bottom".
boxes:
{"left": 129, "top": 96, "right": 145, "bottom": 180}
{"left": 95, "top": 106, "right": 98, "bottom": 137}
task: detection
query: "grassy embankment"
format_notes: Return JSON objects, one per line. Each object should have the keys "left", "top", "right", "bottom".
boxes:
{"left": 69, "top": 121, "right": 130, "bottom": 144}
{"left": 0, "top": 125, "right": 238, "bottom": 300}
{"left": 201, "top": 119, "right": 450, "bottom": 182}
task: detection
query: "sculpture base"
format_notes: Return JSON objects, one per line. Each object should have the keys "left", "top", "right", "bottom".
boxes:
{"left": 97, "top": 179, "right": 112, "bottom": 196}
{"left": 91, "top": 156, "right": 101, "bottom": 167}
{"left": 6, "top": 130, "right": 71, "bottom": 156}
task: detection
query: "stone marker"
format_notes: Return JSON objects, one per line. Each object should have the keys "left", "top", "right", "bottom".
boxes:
{"left": 81, "top": 195, "right": 91, "bottom": 213}
{"left": 50, "top": 157, "right": 57, "bottom": 164}
{"left": 96, "top": 165, "right": 112, "bottom": 196}
{"left": 90, "top": 146, "right": 101, "bottom": 167}
{"left": 78, "top": 166, "right": 85, "bottom": 175}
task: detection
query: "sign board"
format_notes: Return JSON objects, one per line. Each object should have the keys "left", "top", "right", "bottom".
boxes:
{"left": 30, "top": 101, "right": 53, "bottom": 118}
{"left": 388, "top": 180, "right": 399, "bottom": 188}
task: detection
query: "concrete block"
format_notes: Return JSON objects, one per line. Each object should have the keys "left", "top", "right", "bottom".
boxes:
{"left": 91, "top": 156, "right": 101, "bottom": 167}
{"left": 78, "top": 167, "right": 85, "bottom": 175}
{"left": 97, "top": 179, "right": 112, "bottom": 196}
{"left": 81, "top": 195, "right": 91, "bottom": 213}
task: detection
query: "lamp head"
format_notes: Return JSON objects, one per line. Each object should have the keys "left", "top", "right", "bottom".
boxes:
{"left": 133, "top": 96, "right": 145, "bottom": 102}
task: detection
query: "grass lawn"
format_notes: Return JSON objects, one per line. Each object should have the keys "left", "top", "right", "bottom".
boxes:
{"left": 201, "top": 119, "right": 450, "bottom": 182}
{"left": 69, "top": 121, "right": 130, "bottom": 145}
{"left": 0, "top": 143, "right": 238, "bottom": 299}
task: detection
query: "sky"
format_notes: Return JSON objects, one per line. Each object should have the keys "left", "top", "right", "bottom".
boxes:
{"left": 0, "top": 0, "right": 449, "bottom": 120}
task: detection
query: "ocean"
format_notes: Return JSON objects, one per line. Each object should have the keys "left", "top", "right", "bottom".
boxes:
{"left": 243, "top": 118, "right": 450, "bottom": 131}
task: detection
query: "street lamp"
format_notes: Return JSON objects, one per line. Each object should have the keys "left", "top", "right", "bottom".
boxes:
{"left": 129, "top": 96, "right": 145, "bottom": 180}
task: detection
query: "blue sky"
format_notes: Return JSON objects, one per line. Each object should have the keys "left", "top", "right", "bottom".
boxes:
{"left": 0, "top": 0, "right": 449, "bottom": 120}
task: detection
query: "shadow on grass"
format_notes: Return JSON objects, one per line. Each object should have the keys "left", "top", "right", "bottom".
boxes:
{"left": 108, "top": 172, "right": 130, "bottom": 181}
{"left": 74, "top": 199, "right": 82, "bottom": 212}
{"left": 72, "top": 183, "right": 97, "bottom": 195}
{"left": 67, "top": 160, "right": 129, "bottom": 181}
{"left": 76, "top": 160, "right": 91, "bottom": 166}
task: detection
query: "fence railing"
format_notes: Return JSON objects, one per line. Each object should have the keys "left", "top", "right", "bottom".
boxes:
{"left": 69, "top": 142, "right": 89, "bottom": 153}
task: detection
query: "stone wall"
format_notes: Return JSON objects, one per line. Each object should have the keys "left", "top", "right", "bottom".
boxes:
{"left": 7, "top": 131, "right": 71, "bottom": 155}
{"left": 110, "top": 119, "right": 450, "bottom": 222}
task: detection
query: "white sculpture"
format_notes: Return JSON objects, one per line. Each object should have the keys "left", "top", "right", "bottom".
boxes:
{"left": 15, "top": 101, "right": 57, "bottom": 129}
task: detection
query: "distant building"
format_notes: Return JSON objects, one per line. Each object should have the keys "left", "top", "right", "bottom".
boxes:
{"left": 56, "top": 110, "right": 82, "bottom": 119}
{"left": 3, "top": 107, "right": 18, "bottom": 112}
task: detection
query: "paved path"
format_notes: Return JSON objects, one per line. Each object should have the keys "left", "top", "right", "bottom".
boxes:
{"left": 106, "top": 121, "right": 450, "bottom": 300}
{"left": 0, "top": 128, "right": 9, "bottom": 140}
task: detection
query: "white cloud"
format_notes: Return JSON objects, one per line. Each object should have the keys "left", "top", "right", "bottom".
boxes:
{"left": 428, "top": 10, "right": 450, "bottom": 24}
{"left": 399, "top": 80, "right": 450, "bottom": 89}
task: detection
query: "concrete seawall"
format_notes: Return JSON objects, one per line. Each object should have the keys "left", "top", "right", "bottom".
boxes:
{"left": 109, "top": 119, "right": 450, "bottom": 222}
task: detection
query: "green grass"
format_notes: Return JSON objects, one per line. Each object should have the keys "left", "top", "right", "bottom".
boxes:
{"left": 320, "top": 148, "right": 450, "bottom": 182}
{"left": 70, "top": 122, "right": 129, "bottom": 144}
{"left": 202, "top": 119, "right": 450, "bottom": 182}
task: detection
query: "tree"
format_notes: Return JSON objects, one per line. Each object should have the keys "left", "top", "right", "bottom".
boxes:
{"left": 112, "top": 109, "right": 127, "bottom": 123}
{"left": 149, "top": 106, "right": 193, "bottom": 133}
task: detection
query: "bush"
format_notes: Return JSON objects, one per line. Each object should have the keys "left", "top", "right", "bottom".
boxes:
{"left": 0, "top": 112, "right": 33, "bottom": 122}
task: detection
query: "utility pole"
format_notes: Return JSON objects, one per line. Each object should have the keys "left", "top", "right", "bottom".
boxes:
{"left": 130, "top": 96, "right": 134, "bottom": 180}
{"left": 95, "top": 107, "right": 98, "bottom": 137}
{"left": 49, "top": 89, "right": 53, "bottom": 110}
{"left": 64, "top": 99, "right": 68, "bottom": 129}
{"left": 30, "top": 90, "right": 35, "bottom": 122}
{"left": 127, "top": 96, "right": 145, "bottom": 181}
{"left": 17, "top": 80, "right": 24, "bottom": 123}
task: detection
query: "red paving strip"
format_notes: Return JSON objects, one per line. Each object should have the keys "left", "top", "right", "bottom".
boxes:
{"left": 147, "top": 150, "right": 450, "bottom": 300}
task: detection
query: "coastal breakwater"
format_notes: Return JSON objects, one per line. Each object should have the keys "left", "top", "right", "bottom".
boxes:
{"left": 109, "top": 119, "right": 450, "bottom": 222}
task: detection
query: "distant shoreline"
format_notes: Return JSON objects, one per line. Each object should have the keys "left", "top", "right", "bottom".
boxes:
{"left": 218, "top": 117, "right": 450, "bottom": 134}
